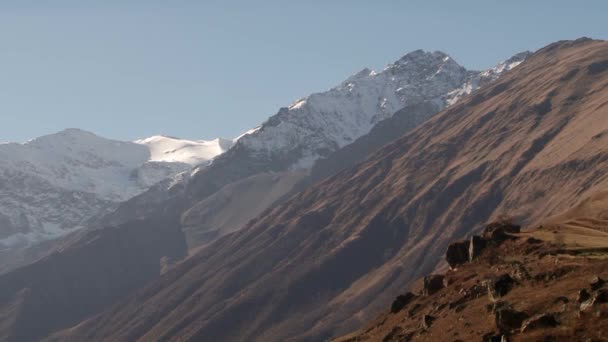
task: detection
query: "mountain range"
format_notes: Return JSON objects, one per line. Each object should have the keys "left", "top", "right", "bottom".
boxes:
{"left": 3, "top": 38, "right": 607, "bottom": 342}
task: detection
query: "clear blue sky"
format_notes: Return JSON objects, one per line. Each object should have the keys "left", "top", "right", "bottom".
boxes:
{"left": 1, "top": 1, "right": 607, "bottom": 142}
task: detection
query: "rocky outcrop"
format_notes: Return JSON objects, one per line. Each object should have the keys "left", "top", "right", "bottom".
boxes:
{"left": 423, "top": 275, "right": 445, "bottom": 296}
{"left": 446, "top": 233, "right": 491, "bottom": 269}
{"left": 390, "top": 292, "right": 416, "bottom": 313}
{"left": 469, "top": 235, "right": 488, "bottom": 261}
{"left": 446, "top": 241, "right": 470, "bottom": 268}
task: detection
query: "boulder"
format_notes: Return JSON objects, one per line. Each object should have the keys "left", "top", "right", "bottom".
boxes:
{"left": 495, "top": 307, "right": 529, "bottom": 332}
{"left": 590, "top": 275, "right": 606, "bottom": 291}
{"left": 487, "top": 274, "right": 515, "bottom": 301}
{"left": 390, "top": 292, "right": 416, "bottom": 313}
{"left": 469, "top": 235, "right": 487, "bottom": 261}
{"left": 423, "top": 274, "right": 445, "bottom": 296}
{"left": 446, "top": 241, "right": 470, "bottom": 268}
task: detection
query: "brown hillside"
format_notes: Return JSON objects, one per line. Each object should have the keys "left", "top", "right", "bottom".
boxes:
{"left": 54, "top": 38, "right": 608, "bottom": 341}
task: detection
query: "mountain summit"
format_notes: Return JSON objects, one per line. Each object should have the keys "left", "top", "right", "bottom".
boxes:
{"left": 236, "top": 49, "right": 528, "bottom": 170}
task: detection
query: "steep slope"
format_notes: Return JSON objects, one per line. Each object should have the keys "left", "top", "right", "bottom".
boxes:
{"left": 54, "top": 38, "right": 608, "bottom": 342}
{"left": 0, "top": 129, "right": 228, "bottom": 250}
{"left": 106, "top": 50, "right": 528, "bottom": 250}
{"left": 0, "top": 216, "right": 187, "bottom": 342}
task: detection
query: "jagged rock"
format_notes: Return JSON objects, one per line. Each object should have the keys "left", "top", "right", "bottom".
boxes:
{"left": 487, "top": 274, "right": 515, "bottom": 301}
{"left": 483, "top": 222, "right": 520, "bottom": 243}
{"left": 469, "top": 235, "right": 487, "bottom": 261}
{"left": 578, "top": 289, "right": 591, "bottom": 303}
{"left": 590, "top": 276, "right": 606, "bottom": 291}
{"left": 423, "top": 274, "right": 445, "bottom": 296}
{"left": 495, "top": 307, "right": 529, "bottom": 332}
{"left": 421, "top": 314, "right": 435, "bottom": 330}
{"left": 446, "top": 241, "right": 470, "bottom": 268}
{"left": 520, "top": 313, "right": 558, "bottom": 332}
{"left": 391, "top": 292, "right": 416, "bottom": 313}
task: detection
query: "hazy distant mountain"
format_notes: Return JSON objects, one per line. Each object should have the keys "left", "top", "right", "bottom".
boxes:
{"left": 0, "top": 129, "right": 231, "bottom": 249}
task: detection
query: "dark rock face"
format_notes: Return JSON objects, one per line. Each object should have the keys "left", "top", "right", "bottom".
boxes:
{"left": 0, "top": 216, "right": 186, "bottom": 342}
{"left": 487, "top": 274, "right": 515, "bottom": 301}
{"left": 495, "top": 307, "right": 529, "bottom": 332}
{"left": 390, "top": 292, "right": 416, "bottom": 313}
{"left": 446, "top": 241, "right": 470, "bottom": 268}
{"left": 469, "top": 235, "right": 487, "bottom": 261}
{"left": 520, "top": 313, "right": 558, "bottom": 332}
{"left": 423, "top": 275, "right": 445, "bottom": 296}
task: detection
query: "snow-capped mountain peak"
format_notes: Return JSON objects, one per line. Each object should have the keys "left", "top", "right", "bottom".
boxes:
{"left": 236, "top": 49, "right": 524, "bottom": 170}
